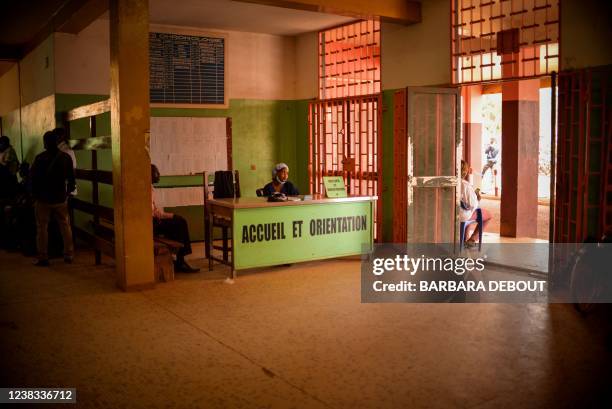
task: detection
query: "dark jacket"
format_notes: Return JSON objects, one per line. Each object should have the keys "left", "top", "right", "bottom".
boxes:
{"left": 213, "top": 171, "right": 240, "bottom": 199}
{"left": 31, "top": 149, "right": 76, "bottom": 204}
{"left": 262, "top": 180, "right": 299, "bottom": 196}
{"left": 485, "top": 145, "right": 499, "bottom": 162}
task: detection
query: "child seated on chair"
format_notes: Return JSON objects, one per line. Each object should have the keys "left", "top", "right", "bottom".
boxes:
{"left": 460, "top": 160, "right": 492, "bottom": 246}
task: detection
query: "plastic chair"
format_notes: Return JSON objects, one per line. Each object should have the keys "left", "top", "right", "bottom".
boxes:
{"left": 460, "top": 207, "right": 483, "bottom": 252}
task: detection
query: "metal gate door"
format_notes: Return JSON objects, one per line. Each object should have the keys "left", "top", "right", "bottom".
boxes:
{"left": 555, "top": 67, "right": 612, "bottom": 243}
{"left": 308, "top": 94, "right": 382, "bottom": 240}
{"left": 551, "top": 66, "right": 612, "bottom": 284}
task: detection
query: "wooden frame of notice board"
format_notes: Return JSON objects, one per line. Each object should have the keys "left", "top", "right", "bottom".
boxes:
{"left": 150, "top": 24, "right": 229, "bottom": 109}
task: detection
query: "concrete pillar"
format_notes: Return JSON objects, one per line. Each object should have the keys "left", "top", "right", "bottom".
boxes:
{"left": 462, "top": 85, "right": 483, "bottom": 187}
{"left": 109, "top": 0, "right": 155, "bottom": 290}
{"left": 500, "top": 79, "right": 539, "bottom": 238}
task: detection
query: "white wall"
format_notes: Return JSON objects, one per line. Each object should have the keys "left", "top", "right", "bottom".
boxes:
{"left": 54, "top": 19, "right": 111, "bottom": 95}
{"left": 382, "top": 0, "right": 450, "bottom": 89}
{"left": 53, "top": 18, "right": 299, "bottom": 100}
{"left": 295, "top": 31, "right": 318, "bottom": 100}
{"left": 227, "top": 30, "right": 296, "bottom": 100}
{"left": 150, "top": 116, "right": 227, "bottom": 177}
{"left": 19, "top": 36, "right": 56, "bottom": 106}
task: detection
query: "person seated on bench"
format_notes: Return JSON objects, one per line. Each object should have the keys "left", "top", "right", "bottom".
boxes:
{"left": 262, "top": 163, "right": 299, "bottom": 196}
{"left": 151, "top": 164, "right": 199, "bottom": 273}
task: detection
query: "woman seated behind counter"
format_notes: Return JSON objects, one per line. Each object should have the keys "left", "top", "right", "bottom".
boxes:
{"left": 262, "top": 163, "right": 299, "bottom": 196}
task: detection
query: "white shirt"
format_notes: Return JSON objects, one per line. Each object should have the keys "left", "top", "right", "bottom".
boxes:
{"left": 460, "top": 179, "right": 479, "bottom": 222}
{"left": 151, "top": 187, "right": 173, "bottom": 220}
{"left": 58, "top": 141, "right": 78, "bottom": 195}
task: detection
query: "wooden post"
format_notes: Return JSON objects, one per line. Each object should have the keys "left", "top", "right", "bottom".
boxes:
{"left": 109, "top": 0, "right": 155, "bottom": 290}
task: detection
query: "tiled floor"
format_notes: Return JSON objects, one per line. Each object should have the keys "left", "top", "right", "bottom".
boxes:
{"left": 478, "top": 233, "right": 549, "bottom": 273}
{"left": 481, "top": 232, "right": 548, "bottom": 244}
{"left": 480, "top": 197, "right": 550, "bottom": 240}
{"left": 1, "top": 248, "right": 611, "bottom": 408}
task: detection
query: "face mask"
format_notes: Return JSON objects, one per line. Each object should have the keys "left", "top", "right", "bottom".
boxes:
{"left": 275, "top": 176, "right": 286, "bottom": 185}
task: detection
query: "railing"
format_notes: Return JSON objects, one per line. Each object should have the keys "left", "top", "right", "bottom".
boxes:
{"left": 63, "top": 99, "right": 113, "bottom": 263}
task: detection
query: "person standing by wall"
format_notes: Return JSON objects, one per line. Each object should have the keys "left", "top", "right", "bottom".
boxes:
{"left": 30, "top": 131, "right": 76, "bottom": 266}
{"left": 0, "top": 135, "right": 20, "bottom": 199}
{"left": 0, "top": 135, "right": 19, "bottom": 175}
{"left": 0, "top": 135, "right": 20, "bottom": 248}
{"left": 481, "top": 138, "right": 499, "bottom": 178}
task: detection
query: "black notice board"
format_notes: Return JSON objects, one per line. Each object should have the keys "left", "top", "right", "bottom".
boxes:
{"left": 149, "top": 32, "right": 225, "bottom": 105}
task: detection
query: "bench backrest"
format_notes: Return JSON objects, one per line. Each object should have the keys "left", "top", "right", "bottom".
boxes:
{"left": 63, "top": 99, "right": 114, "bottom": 257}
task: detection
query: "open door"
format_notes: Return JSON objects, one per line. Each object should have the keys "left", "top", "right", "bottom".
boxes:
{"left": 396, "top": 87, "right": 461, "bottom": 243}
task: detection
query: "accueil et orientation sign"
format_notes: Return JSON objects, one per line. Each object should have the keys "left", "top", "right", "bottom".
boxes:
{"left": 232, "top": 201, "right": 374, "bottom": 269}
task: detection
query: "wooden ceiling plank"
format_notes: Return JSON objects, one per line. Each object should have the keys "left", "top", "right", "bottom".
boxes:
{"left": 232, "top": 0, "right": 421, "bottom": 25}
{"left": 55, "top": 0, "right": 109, "bottom": 34}
{"left": 7, "top": 0, "right": 109, "bottom": 59}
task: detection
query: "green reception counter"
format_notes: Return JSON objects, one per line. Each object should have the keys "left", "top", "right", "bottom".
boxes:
{"left": 205, "top": 195, "right": 377, "bottom": 279}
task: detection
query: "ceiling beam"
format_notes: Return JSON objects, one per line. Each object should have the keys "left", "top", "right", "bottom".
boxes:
{"left": 232, "top": 0, "right": 421, "bottom": 25}
{"left": 16, "top": 0, "right": 109, "bottom": 59}
{"left": 55, "top": 0, "right": 109, "bottom": 34}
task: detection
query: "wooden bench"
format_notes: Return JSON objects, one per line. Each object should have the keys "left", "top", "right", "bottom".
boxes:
{"left": 154, "top": 238, "right": 182, "bottom": 282}
{"left": 69, "top": 181, "right": 183, "bottom": 282}
{"left": 63, "top": 100, "right": 183, "bottom": 282}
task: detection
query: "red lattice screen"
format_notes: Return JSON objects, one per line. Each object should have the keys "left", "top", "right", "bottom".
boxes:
{"left": 319, "top": 20, "right": 381, "bottom": 99}
{"left": 451, "top": 0, "right": 559, "bottom": 84}
{"left": 555, "top": 67, "right": 612, "bottom": 243}
{"left": 551, "top": 67, "right": 612, "bottom": 285}
{"left": 308, "top": 95, "right": 383, "bottom": 240}
{"left": 313, "top": 21, "right": 382, "bottom": 240}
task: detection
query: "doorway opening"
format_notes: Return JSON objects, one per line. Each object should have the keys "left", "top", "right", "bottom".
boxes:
{"left": 461, "top": 78, "right": 557, "bottom": 272}
{"left": 451, "top": 0, "right": 560, "bottom": 272}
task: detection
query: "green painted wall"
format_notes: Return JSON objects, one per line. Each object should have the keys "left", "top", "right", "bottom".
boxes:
{"left": 55, "top": 94, "right": 113, "bottom": 233}
{"left": 152, "top": 99, "right": 309, "bottom": 197}
{"left": 294, "top": 99, "right": 311, "bottom": 193}
{"left": 4, "top": 92, "right": 391, "bottom": 243}
{"left": 55, "top": 94, "right": 111, "bottom": 170}
{"left": 55, "top": 94, "right": 311, "bottom": 194}
{"left": 55, "top": 94, "right": 111, "bottom": 140}
{"left": 54, "top": 94, "right": 312, "bottom": 238}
